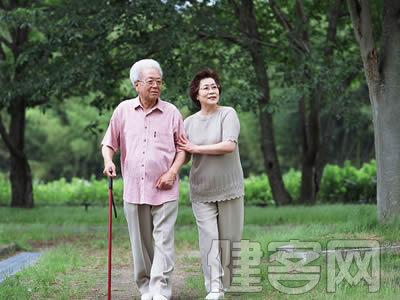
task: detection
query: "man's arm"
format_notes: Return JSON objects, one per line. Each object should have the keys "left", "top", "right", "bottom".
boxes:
{"left": 156, "top": 151, "right": 186, "bottom": 190}
{"left": 102, "top": 145, "right": 117, "bottom": 177}
{"left": 183, "top": 151, "right": 191, "bottom": 164}
{"left": 170, "top": 151, "right": 187, "bottom": 174}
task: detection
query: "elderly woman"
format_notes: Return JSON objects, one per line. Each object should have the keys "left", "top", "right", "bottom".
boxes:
{"left": 178, "top": 69, "right": 244, "bottom": 300}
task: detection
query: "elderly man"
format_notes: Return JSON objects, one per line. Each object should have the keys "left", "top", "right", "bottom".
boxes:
{"left": 101, "top": 59, "right": 186, "bottom": 300}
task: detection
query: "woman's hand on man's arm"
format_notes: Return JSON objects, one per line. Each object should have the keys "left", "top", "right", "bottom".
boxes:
{"left": 177, "top": 135, "right": 236, "bottom": 155}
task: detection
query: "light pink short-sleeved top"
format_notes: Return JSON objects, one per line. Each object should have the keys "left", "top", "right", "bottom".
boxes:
{"left": 101, "top": 97, "right": 184, "bottom": 205}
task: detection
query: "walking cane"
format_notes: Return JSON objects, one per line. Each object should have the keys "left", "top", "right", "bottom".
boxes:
{"left": 107, "top": 176, "right": 117, "bottom": 300}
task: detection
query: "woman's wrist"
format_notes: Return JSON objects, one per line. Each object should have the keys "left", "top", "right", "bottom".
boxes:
{"left": 194, "top": 145, "right": 202, "bottom": 154}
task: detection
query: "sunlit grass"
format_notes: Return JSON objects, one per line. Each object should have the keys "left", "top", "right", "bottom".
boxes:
{"left": 0, "top": 204, "right": 398, "bottom": 299}
{"left": 0, "top": 245, "right": 97, "bottom": 300}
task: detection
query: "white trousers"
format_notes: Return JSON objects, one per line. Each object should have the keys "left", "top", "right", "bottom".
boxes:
{"left": 124, "top": 200, "right": 178, "bottom": 299}
{"left": 192, "top": 196, "right": 244, "bottom": 293}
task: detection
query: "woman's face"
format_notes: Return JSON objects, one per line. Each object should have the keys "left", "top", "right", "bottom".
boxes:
{"left": 197, "top": 77, "right": 220, "bottom": 107}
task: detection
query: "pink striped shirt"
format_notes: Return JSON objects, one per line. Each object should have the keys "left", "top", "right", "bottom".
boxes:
{"left": 101, "top": 97, "right": 184, "bottom": 205}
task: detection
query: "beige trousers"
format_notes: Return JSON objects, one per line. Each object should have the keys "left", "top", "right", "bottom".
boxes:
{"left": 192, "top": 196, "right": 244, "bottom": 293}
{"left": 124, "top": 200, "right": 178, "bottom": 299}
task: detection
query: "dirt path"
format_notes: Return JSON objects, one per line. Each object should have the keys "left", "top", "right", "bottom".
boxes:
{"left": 88, "top": 250, "right": 203, "bottom": 300}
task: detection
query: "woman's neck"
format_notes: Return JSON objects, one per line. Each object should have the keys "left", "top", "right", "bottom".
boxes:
{"left": 200, "top": 104, "right": 219, "bottom": 116}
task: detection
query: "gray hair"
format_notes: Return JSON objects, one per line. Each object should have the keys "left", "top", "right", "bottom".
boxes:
{"left": 129, "top": 59, "right": 163, "bottom": 85}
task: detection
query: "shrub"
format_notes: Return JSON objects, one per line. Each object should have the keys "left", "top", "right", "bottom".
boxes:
{"left": 0, "top": 173, "right": 11, "bottom": 206}
{"left": 0, "top": 160, "right": 377, "bottom": 206}
{"left": 318, "top": 160, "right": 376, "bottom": 203}
{"left": 244, "top": 174, "right": 273, "bottom": 206}
{"left": 179, "top": 176, "right": 190, "bottom": 206}
{"left": 283, "top": 169, "right": 301, "bottom": 201}
{"left": 32, "top": 177, "right": 123, "bottom": 206}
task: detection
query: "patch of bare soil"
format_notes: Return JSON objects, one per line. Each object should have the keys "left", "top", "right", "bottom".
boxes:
{"left": 87, "top": 263, "right": 137, "bottom": 299}
{"left": 88, "top": 250, "right": 203, "bottom": 300}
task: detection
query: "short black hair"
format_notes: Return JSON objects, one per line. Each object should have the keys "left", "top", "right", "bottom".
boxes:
{"left": 189, "top": 68, "right": 222, "bottom": 108}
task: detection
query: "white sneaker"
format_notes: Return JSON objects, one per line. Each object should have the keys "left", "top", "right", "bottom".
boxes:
{"left": 205, "top": 291, "right": 224, "bottom": 300}
{"left": 141, "top": 292, "right": 153, "bottom": 300}
{"left": 153, "top": 294, "right": 168, "bottom": 300}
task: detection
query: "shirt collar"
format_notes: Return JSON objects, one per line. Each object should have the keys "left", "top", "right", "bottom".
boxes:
{"left": 132, "top": 97, "right": 165, "bottom": 112}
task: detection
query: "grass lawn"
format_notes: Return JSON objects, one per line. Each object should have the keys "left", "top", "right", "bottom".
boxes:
{"left": 0, "top": 204, "right": 399, "bottom": 299}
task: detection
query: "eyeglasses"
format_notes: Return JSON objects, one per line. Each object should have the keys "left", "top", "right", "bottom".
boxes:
{"left": 138, "top": 79, "right": 163, "bottom": 87}
{"left": 199, "top": 85, "right": 219, "bottom": 93}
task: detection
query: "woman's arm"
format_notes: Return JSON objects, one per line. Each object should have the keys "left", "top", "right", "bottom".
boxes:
{"left": 178, "top": 135, "right": 236, "bottom": 155}
{"left": 194, "top": 141, "right": 236, "bottom": 155}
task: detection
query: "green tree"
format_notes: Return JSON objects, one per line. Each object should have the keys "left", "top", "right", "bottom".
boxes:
{"left": 269, "top": 0, "right": 363, "bottom": 204}
{"left": 238, "top": 112, "right": 264, "bottom": 176}
{"left": 347, "top": 0, "right": 400, "bottom": 223}
{"left": 178, "top": 0, "right": 293, "bottom": 204}
{"left": 0, "top": 1, "right": 46, "bottom": 207}
{"left": 26, "top": 97, "right": 108, "bottom": 181}
{"left": 0, "top": 0, "right": 185, "bottom": 207}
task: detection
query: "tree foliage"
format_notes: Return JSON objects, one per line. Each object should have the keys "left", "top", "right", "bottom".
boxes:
{"left": 0, "top": 0, "right": 381, "bottom": 208}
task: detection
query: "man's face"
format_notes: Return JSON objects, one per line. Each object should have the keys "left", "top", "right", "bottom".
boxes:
{"left": 135, "top": 68, "right": 162, "bottom": 102}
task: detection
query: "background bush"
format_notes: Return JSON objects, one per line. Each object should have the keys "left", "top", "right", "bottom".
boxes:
{"left": 318, "top": 160, "right": 376, "bottom": 204}
{"left": 244, "top": 174, "right": 273, "bottom": 206}
{"left": 0, "top": 160, "right": 376, "bottom": 207}
{"left": 0, "top": 173, "right": 10, "bottom": 204}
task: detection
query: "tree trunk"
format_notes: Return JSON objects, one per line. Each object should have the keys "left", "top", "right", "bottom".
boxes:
{"left": 232, "top": 0, "right": 292, "bottom": 205}
{"left": 0, "top": 5, "right": 34, "bottom": 208}
{"left": 298, "top": 89, "right": 321, "bottom": 204}
{"left": 375, "top": 1, "right": 400, "bottom": 222}
{"left": 347, "top": 0, "right": 400, "bottom": 223}
{"left": 8, "top": 96, "right": 34, "bottom": 208}
{"left": 298, "top": 1, "right": 342, "bottom": 205}
{"left": 271, "top": 0, "right": 342, "bottom": 204}
{"left": 258, "top": 103, "right": 292, "bottom": 205}
{"left": 251, "top": 49, "right": 292, "bottom": 206}
{"left": 10, "top": 156, "right": 33, "bottom": 208}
